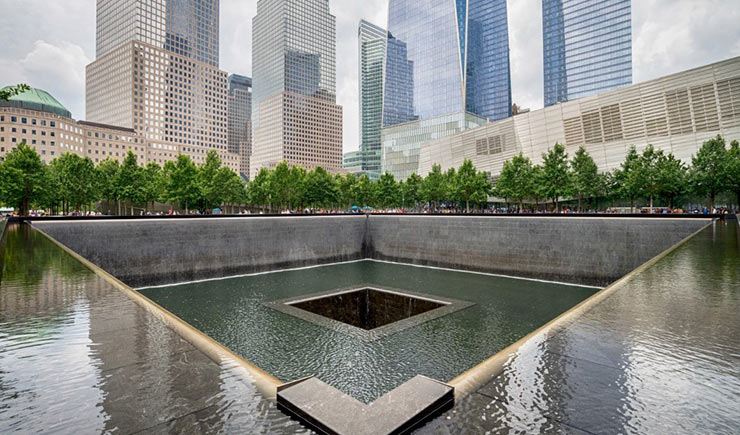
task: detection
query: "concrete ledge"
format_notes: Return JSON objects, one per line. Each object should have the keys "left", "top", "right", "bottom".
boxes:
{"left": 277, "top": 375, "right": 454, "bottom": 435}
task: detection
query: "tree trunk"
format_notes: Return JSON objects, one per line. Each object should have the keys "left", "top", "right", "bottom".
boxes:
{"left": 650, "top": 194, "right": 654, "bottom": 213}
{"left": 117, "top": 200, "right": 121, "bottom": 216}
{"left": 710, "top": 192, "right": 715, "bottom": 211}
{"left": 578, "top": 195, "right": 582, "bottom": 213}
{"left": 518, "top": 199, "right": 523, "bottom": 213}
{"left": 466, "top": 199, "right": 470, "bottom": 213}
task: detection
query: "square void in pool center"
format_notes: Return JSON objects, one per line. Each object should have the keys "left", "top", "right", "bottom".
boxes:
{"left": 266, "top": 286, "right": 475, "bottom": 341}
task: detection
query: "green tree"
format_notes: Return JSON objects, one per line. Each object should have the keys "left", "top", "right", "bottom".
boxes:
{"left": 96, "top": 158, "right": 121, "bottom": 214}
{"left": 400, "top": 173, "right": 422, "bottom": 209}
{"left": 304, "top": 167, "right": 338, "bottom": 209}
{"left": 140, "top": 162, "right": 164, "bottom": 212}
{"left": 198, "top": 150, "right": 224, "bottom": 212}
{"left": 336, "top": 173, "right": 358, "bottom": 208}
{"left": 540, "top": 143, "right": 571, "bottom": 212}
{"left": 247, "top": 167, "right": 272, "bottom": 211}
{"left": 496, "top": 153, "right": 534, "bottom": 212}
{"left": 570, "top": 147, "right": 600, "bottom": 212}
{"left": 375, "top": 172, "right": 400, "bottom": 208}
{"left": 452, "top": 160, "right": 490, "bottom": 212}
{"left": 636, "top": 145, "right": 662, "bottom": 212}
{"left": 165, "top": 154, "right": 199, "bottom": 213}
{"left": 0, "top": 142, "right": 47, "bottom": 215}
{"left": 118, "top": 151, "right": 144, "bottom": 215}
{"left": 727, "top": 140, "right": 740, "bottom": 210}
{"left": 214, "top": 166, "right": 245, "bottom": 213}
{"left": 0, "top": 84, "right": 30, "bottom": 101}
{"left": 420, "top": 164, "right": 447, "bottom": 210}
{"left": 691, "top": 135, "right": 728, "bottom": 210}
{"left": 352, "top": 174, "right": 375, "bottom": 208}
{"left": 656, "top": 152, "right": 688, "bottom": 209}
{"left": 614, "top": 146, "right": 642, "bottom": 212}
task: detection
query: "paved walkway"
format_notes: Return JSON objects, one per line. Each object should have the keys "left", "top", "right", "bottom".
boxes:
{"left": 419, "top": 221, "right": 740, "bottom": 434}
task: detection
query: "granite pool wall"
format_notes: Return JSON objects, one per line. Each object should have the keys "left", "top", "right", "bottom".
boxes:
{"left": 31, "top": 215, "right": 711, "bottom": 288}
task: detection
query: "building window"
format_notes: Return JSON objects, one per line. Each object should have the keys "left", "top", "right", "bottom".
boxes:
{"left": 21, "top": 118, "right": 27, "bottom": 124}
{"left": 11, "top": 117, "right": 17, "bottom": 122}
{"left": 32, "top": 119, "right": 37, "bottom": 125}
{"left": 50, "top": 121, "right": 55, "bottom": 127}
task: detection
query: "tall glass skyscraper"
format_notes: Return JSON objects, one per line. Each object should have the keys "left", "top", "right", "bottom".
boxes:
{"left": 352, "top": 19, "right": 388, "bottom": 179}
{"left": 543, "top": 0, "right": 632, "bottom": 107}
{"left": 95, "top": 0, "right": 219, "bottom": 67}
{"left": 250, "top": 0, "right": 343, "bottom": 177}
{"left": 228, "top": 74, "right": 252, "bottom": 178}
{"left": 381, "top": 0, "right": 510, "bottom": 180}
{"left": 383, "top": 0, "right": 511, "bottom": 125}
{"left": 165, "top": 0, "right": 220, "bottom": 67}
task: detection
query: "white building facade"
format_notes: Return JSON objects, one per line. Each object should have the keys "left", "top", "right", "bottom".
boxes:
{"left": 418, "top": 57, "right": 740, "bottom": 178}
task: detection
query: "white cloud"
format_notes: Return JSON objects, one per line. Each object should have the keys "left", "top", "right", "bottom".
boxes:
{"left": 508, "top": 0, "right": 544, "bottom": 111}
{"left": 21, "top": 41, "right": 90, "bottom": 91}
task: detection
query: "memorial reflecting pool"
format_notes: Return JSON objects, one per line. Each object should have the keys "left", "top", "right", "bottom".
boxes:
{"left": 1, "top": 220, "right": 739, "bottom": 434}
{"left": 141, "top": 261, "right": 596, "bottom": 403}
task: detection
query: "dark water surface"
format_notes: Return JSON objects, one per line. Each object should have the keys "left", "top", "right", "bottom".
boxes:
{"left": 0, "top": 224, "right": 306, "bottom": 434}
{"left": 141, "top": 260, "right": 597, "bottom": 403}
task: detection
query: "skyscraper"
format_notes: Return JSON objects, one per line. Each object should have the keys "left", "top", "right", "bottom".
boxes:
{"left": 383, "top": 0, "right": 511, "bottom": 125}
{"left": 250, "top": 0, "right": 343, "bottom": 177}
{"left": 381, "top": 0, "right": 510, "bottom": 179}
{"left": 543, "top": 0, "right": 632, "bottom": 107}
{"left": 87, "top": 0, "right": 238, "bottom": 171}
{"left": 350, "top": 19, "right": 387, "bottom": 180}
{"left": 228, "top": 74, "right": 252, "bottom": 178}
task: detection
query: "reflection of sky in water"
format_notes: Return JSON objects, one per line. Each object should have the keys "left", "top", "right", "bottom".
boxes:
{"left": 0, "top": 299, "right": 106, "bottom": 433}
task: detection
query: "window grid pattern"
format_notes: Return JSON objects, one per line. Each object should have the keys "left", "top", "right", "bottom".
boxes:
{"left": 543, "top": 0, "right": 632, "bottom": 107}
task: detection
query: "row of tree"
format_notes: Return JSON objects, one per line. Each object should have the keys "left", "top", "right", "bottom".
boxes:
{"left": 2, "top": 135, "right": 739, "bottom": 216}
{"left": 247, "top": 159, "right": 491, "bottom": 212}
{"left": 0, "top": 143, "right": 245, "bottom": 216}
{"left": 495, "top": 136, "right": 740, "bottom": 212}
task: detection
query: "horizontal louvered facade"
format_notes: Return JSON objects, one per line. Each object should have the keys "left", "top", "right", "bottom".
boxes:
{"left": 419, "top": 56, "right": 740, "bottom": 177}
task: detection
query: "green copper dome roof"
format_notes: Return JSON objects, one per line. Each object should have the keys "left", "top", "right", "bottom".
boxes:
{"left": 0, "top": 86, "right": 72, "bottom": 118}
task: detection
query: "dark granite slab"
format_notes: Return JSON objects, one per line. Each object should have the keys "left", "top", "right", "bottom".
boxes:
{"left": 278, "top": 375, "right": 454, "bottom": 435}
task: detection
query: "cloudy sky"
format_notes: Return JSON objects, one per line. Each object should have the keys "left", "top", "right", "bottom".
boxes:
{"left": 1, "top": 0, "right": 739, "bottom": 153}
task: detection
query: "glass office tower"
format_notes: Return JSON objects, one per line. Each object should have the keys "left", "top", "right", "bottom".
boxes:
{"left": 228, "top": 74, "right": 252, "bottom": 178}
{"left": 383, "top": 0, "right": 511, "bottom": 125}
{"left": 543, "top": 0, "right": 632, "bottom": 107}
{"left": 381, "top": 0, "right": 510, "bottom": 179}
{"left": 165, "top": 0, "right": 220, "bottom": 67}
{"left": 354, "top": 19, "right": 387, "bottom": 180}
{"left": 250, "top": 0, "right": 343, "bottom": 177}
